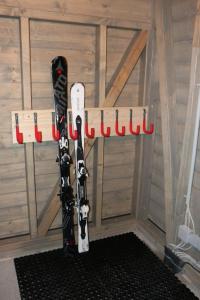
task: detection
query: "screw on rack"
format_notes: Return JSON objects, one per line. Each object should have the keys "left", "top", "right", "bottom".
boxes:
{"left": 68, "top": 111, "right": 78, "bottom": 140}
{"left": 129, "top": 109, "right": 140, "bottom": 135}
{"left": 15, "top": 113, "right": 23, "bottom": 144}
{"left": 100, "top": 110, "right": 111, "bottom": 137}
{"left": 85, "top": 110, "right": 95, "bottom": 138}
{"left": 115, "top": 109, "right": 125, "bottom": 136}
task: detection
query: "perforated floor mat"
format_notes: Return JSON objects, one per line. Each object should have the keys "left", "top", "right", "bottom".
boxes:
{"left": 14, "top": 233, "right": 198, "bottom": 299}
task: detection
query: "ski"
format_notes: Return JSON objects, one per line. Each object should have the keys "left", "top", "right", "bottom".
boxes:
{"left": 51, "top": 56, "right": 75, "bottom": 256}
{"left": 71, "top": 82, "right": 89, "bottom": 253}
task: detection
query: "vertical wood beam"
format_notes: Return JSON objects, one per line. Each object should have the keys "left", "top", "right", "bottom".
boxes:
{"left": 174, "top": 0, "right": 200, "bottom": 240}
{"left": 20, "top": 17, "right": 37, "bottom": 237}
{"left": 155, "top": 0, "right": 176, "bottom": 243}
{"left": 133, "top": 28, "right": 156, "bottom": 220}
{"left": 95, "top": 25, "right": 107, "bottom": 228}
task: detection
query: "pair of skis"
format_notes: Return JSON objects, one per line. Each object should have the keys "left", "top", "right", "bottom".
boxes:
{"left": 52, "top": 56, "right": 89, "bottom": 254}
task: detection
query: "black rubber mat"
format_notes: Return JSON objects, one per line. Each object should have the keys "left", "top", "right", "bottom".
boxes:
{"left": 14, "top": 233, "right": 198, "bottom": 300}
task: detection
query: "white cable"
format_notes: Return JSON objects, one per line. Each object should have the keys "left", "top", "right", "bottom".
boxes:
{"left": 170, "top": 86, "right": 200, "bottom": 263}
{"left": 185, "top": 86, "right": 200, "bottom": 207}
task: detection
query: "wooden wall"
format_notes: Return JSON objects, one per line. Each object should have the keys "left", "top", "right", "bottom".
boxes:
{"left": 0, "top": 0, "right": 152, "bottom": 252}
{"left": 30, "top": 20, "right": 97, "bottom": 228}
{"left": 2, "top": 0, "right": 200, "bottom": 261}
{"left": 0, "top": 18, "right": 29, "bottom": 238}
{"left": 103, "top": 28, "right": 140, "bottom": 219}
{"left": 148, "top": 0, "right": 197, "bottom": 232}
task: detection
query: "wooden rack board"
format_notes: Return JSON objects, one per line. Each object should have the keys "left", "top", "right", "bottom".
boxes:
{"left": 11, "top": 106, "right": 149, "bottom": 143}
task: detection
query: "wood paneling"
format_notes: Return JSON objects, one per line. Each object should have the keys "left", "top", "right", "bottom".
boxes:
{"left": 38, "top": 27, "right": 147, "bottom": 235}
{"left": 0, "top": 17, "right": 29, "bottom": 238}
{"left": 30, "top": 19, "right": 96, "bottom": 229}
{"left": 148, "top": 0, "right": 196, "bottom": 235}
{"left": 20, "top": 17, "right": 38, "bottom": 237}
{"left": 0, "top": 0, "right": 151, "bottom": 29}
{"left": 0, "top": 0, "right": 151, "bottom": 255}
{"left": 155, "top": 0, "right": 176, "bottom": 243}
{"left": 175, "top": 0, "right": 200, "bottom": 241}
{"left": 101, "top": 28, "right": 145, "bottom": 219}
{"left": 95, "top": 25, "right": 107, "bottom": 228}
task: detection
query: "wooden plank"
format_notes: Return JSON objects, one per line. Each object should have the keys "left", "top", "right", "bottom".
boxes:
{"left": 0, "top": 219, "right": 29, "bottom": 239}
{"left": 0, "top": 162, "right": 26, "bottom": 179}
{"left": 0, "top": 1, "right": 151, "bottom": 30}
{"left": 1, "top": 0, "right": 150, "bottom": 19}
{"left": 133, "top": 27, "right": 156, "bottom": 220}
{"left": 0, "top": 217, "right": 137, "bottom": 259}
{"left": 102, "top": 190, "right": 132, "bottom": 219}
{"left": 106, "top": 29, "right": 138, "bottom": 83}
{"left": 20, "top": 17, "right": 37, "bottom": 237}
{"left": 0, "top": 177, "right": 26, "bottom": 195}
{"left": 38, "top": 31, "right": 148, "bottom": 235}
{"left": 105, "top": 30, "right": 148, "bottom": 107}
{"left": 37, "top": 180, "right": 61, "bottom": 234}
{"left": 172, "top": 0, "right": 197, "bottom": 21}
{"left": 31, "top": 84, "right": 140, "bottom": 109}
{"left": 0, "top": 16, "right": 24, "bottom": 239}
{"left": 173, "top": 17, "right": 194, "bottom": 43}
{"left": 0, "top": 192, "right": 27, "bottom": 209}
{"left": 95, "top": 25, "right": 107, "bottom": 228}
{"left": 104, "top": 150, "right": 135, "bottom": 168}
{"left": 155, "top": 0, "right": 177, "bottom": 243}
{"left": 0, "top": 205, "right": 28, "bottom": 222}
{"left": 174, "top": 0, "right": 200, "bottom": 241}
{"left": 11, "top": 106, "right": 148, "bottom": 143}
{"left": 174, "top": 41, "right": 193, "bottom": 64}
{"left": 30, "top": 21, "right": 96, "bottom": 43}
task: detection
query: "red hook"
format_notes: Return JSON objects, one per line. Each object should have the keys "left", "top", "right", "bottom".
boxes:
{"left": 100, "top": 110, "right": 111, "bottom": 137}
{"left": 143, "top": 109, "right": 154, "bottom": 135}
{"left": 115, "top": 109, "right": 125, "bottom": 136}
{"left": 52, "top": 112, "right": 60, "bottom": 141}
{"left": 129, "top": 109, "right": 140, "bottom": 135}
{"left": 69, "top": 112, "right": 78, "bottom": 140}
{"left": 85, "top": 111, "right": 95, "bottom": 139}
{"left": 15, "top": 113, "right": 23, "bottom": 144}
{"left": 34, "top": 113, "right": 42, "bottom": 143}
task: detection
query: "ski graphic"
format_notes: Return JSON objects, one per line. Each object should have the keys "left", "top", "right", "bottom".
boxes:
{"left": 51, "top": 56, "right": 75, "bottom": 256}
{"left": 71, "top": 82, "right": 89, "bottom": 253}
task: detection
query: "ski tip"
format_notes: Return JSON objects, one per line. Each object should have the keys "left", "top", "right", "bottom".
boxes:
{"left": 51, "top": 56, "right": 67, "bottom": 65}
{"left": 70, "top": 82, "right": 85, "bottom": 92}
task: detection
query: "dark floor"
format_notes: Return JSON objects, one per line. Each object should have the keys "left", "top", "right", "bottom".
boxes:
{"left": 15, "top": 232, "right": 198, "bottom": 300}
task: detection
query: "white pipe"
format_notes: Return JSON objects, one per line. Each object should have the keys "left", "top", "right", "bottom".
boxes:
{"left": 185, "top": 86, "right": 200, "bottom": 206}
